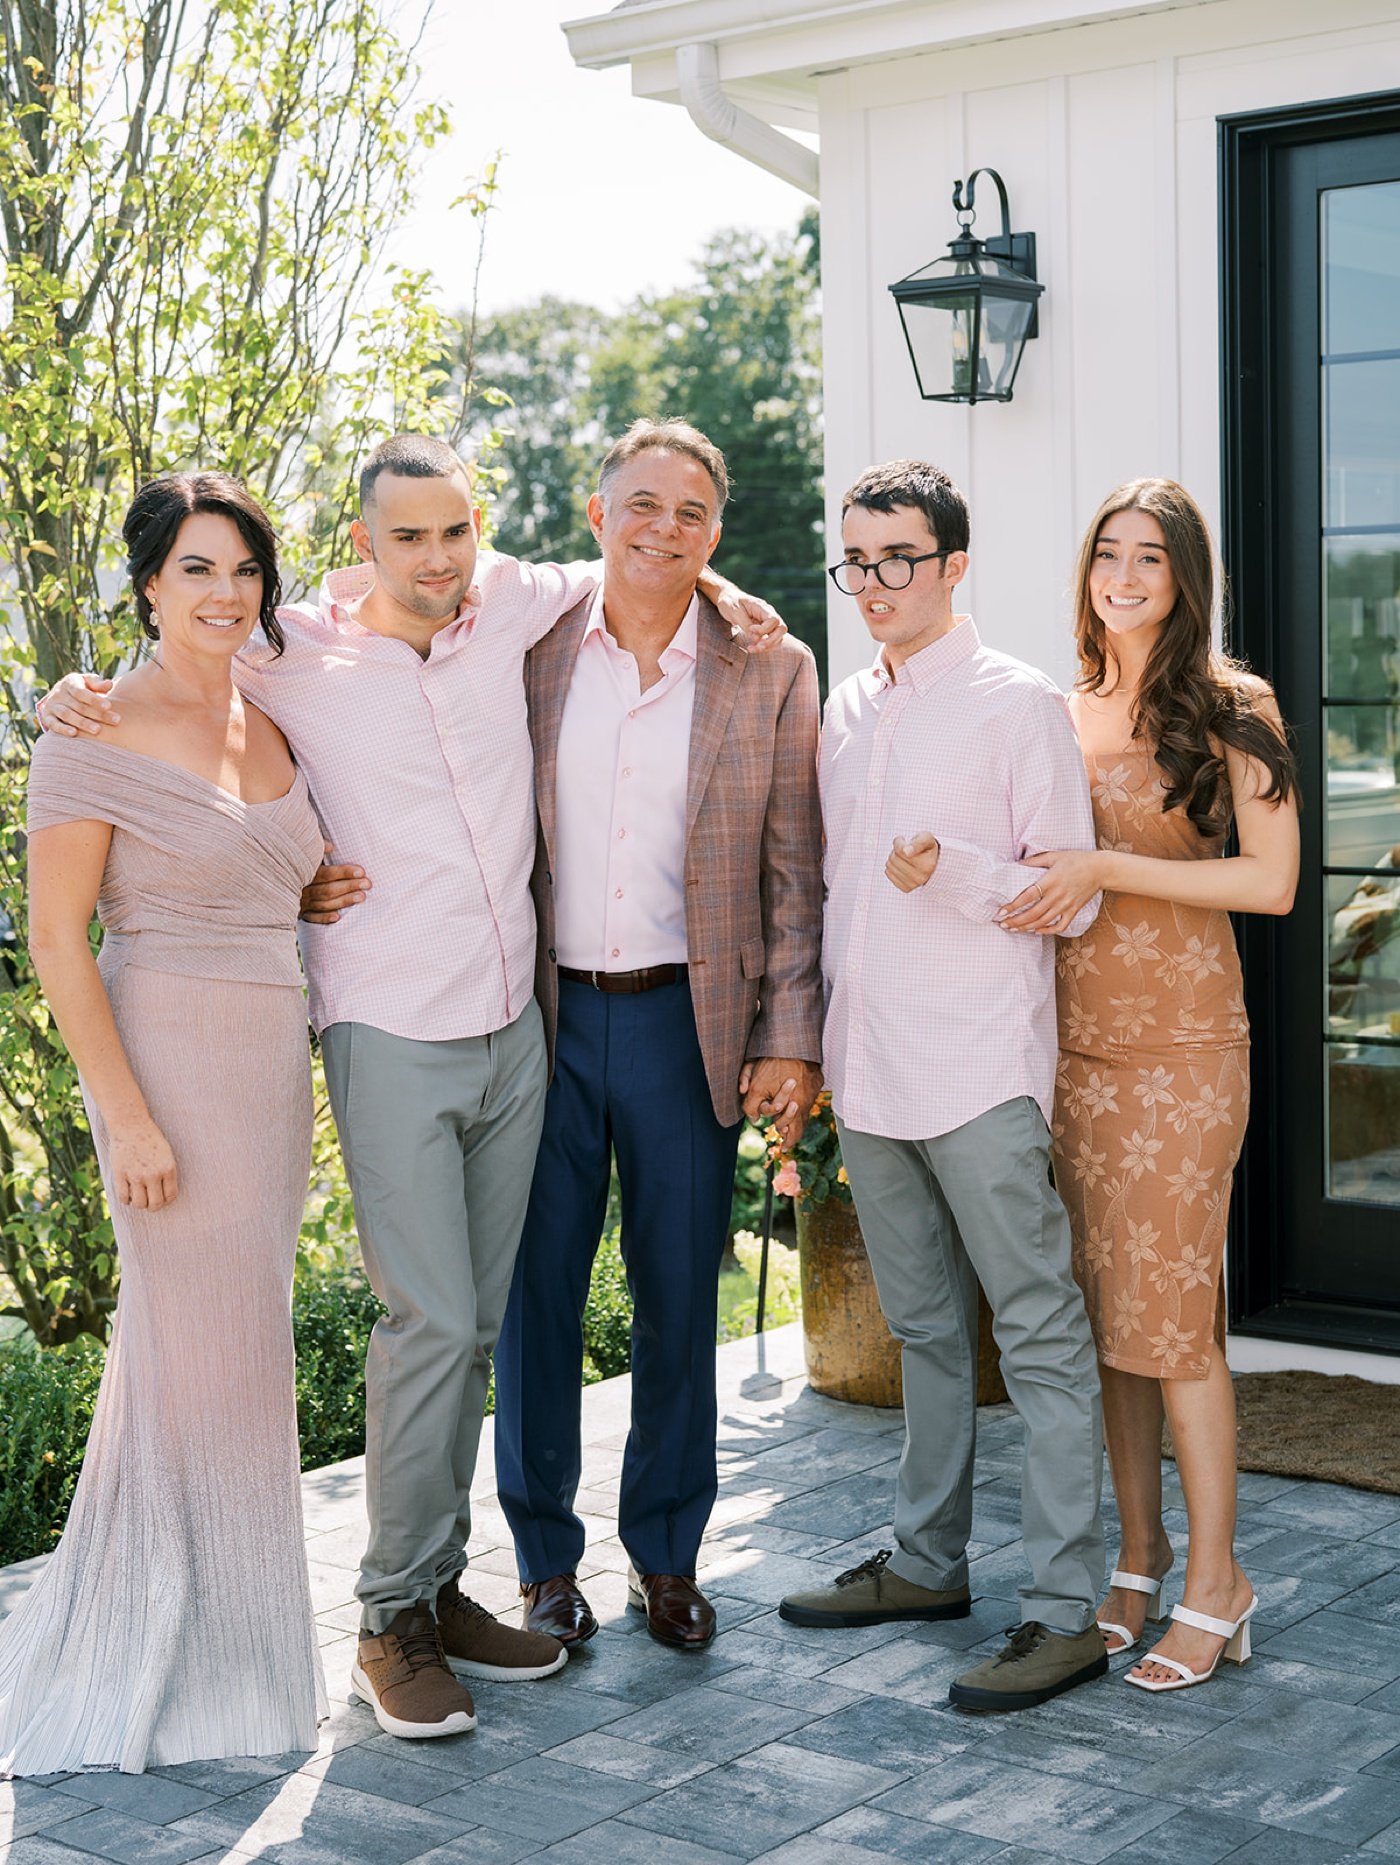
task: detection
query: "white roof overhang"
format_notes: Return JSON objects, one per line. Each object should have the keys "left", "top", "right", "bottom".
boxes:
{"left": 564, "top": 0, "right": 1217, "bottom": 111}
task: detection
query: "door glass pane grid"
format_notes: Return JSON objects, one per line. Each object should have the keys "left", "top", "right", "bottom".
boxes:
{"left": 1322, "top": 178, "right": 1400, "bottom": 1204}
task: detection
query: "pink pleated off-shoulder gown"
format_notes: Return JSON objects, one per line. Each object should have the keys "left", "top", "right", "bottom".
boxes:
{"left": 0, "top": 734, "right": 328, "bottom": 1774}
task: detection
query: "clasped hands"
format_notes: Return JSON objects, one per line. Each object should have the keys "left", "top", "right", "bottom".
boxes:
{"left": 885, "top": 830, "right": 1102, "bottom": 936}
{"left": 996, "top": 848, "right": 1104, "bottom": 934}
{"left": 739, "top": 1057, "right": 822, "bottom": 1153}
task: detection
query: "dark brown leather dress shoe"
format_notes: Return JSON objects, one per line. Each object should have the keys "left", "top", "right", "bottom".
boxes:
{"left": 521, "top": 1573, "right": 598, "bottom": 1647}
{"left": 627, "top": 1569, "right": 716, "bottom": 1649}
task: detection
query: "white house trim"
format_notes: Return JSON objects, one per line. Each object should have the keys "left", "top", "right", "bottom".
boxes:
{"left": 564, "top": 0, "right": 1218, "bottom": 76}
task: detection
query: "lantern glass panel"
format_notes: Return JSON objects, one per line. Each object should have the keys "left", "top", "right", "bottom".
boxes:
{"left": 892, "top": 250, "right": 1039, "bottom": 402}
{"left": 981, "top": 295, "right": 1036, "bottom": 398}
{"left": 899, "top": 291, "right": 981, "bottom": 400}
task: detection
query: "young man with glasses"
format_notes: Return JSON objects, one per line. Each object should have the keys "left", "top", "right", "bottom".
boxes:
{"left": 777, "top": 458, "right": 1111, "bottom": 1712}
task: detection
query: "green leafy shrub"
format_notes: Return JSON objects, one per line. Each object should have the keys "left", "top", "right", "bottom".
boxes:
{"left": 0, "top": 1334, "right": 104, "bottom": 1567}
{"left": 730, "top": 1123, "right": 771, "bottom": 1237}
{"left": 291, "top": 1272, "right": 386, "bottom": 1474}
{"left": 583, "top": 1227, "right": 633, "bottom": 1383}
{"left": 717, "top": 1230, "right": 802, "bottom": 1343}
{"left": 774, "top": 1089, "right": 852, "bottom": 1208}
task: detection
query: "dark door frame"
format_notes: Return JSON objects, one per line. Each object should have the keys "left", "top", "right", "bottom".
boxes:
{"left": 1221, "top": 87, "right": 1400, "bottom": 1355}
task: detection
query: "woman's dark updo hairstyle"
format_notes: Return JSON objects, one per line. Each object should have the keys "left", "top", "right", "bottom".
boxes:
{"left": 123, "top": 471, "right": 284, "bottom": 656}
{"left": 1072, "top": 477, "right": 1297, "bottom": 838}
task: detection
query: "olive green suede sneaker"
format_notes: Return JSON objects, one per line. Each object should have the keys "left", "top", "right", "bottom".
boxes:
{"left": 779, "top": 1549, "right": 972, "bottom": 1627}
{"left": 949, "top": 1620, "right": 1108, "bottom": 1711}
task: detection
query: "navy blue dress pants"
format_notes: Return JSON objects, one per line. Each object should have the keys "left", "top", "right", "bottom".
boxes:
{"left": 494, "top": 975, "right": 742, "bottom": 1582}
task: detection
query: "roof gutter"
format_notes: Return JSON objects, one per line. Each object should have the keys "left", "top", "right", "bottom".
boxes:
{"left": 675, "top": 42, "right": 819, "bottom": 198}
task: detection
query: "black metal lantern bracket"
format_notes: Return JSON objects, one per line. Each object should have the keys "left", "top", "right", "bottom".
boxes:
{"left": 952, "top": 168, "right": 1039, "bottom": 339}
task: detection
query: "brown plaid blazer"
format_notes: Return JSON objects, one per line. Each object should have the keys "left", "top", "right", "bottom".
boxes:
{"left": 526, "top": 591, "right": 824, "bottom": 1127}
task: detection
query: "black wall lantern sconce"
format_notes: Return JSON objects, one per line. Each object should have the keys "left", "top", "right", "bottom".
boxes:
{"left": 888, "top": 167, "right": 1044, "bottom": 404}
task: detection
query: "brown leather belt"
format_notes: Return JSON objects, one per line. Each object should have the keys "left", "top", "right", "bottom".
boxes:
{"left": 558, "top": 964, "right": 688, "bottom": 994}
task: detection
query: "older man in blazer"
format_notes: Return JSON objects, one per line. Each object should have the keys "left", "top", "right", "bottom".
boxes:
{"left": 493, "top": 419, "right": 823, "bottom": 1651}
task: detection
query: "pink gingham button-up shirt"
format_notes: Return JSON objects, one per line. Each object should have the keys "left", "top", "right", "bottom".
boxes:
{"left": 553, "top": 587, "right": 696, "bottom": 971}
{"left": 820, "top": 618, "right": 1099, "bottom": 1141}
{"left": 235, "top": 553, "right": 596, "bottom": 1041}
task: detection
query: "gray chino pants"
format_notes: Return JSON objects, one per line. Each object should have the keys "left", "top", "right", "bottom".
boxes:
{"left": 837, "top": 1095, "right": 1104, "bottom": 1634}
{"left": 321, "top": 1002, "right": 547, "bottom": 1632}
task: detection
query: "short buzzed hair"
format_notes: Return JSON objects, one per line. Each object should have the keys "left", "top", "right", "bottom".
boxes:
{"left": 359, "top": 435, "right": 470, "bottom": 510}
{"left": 597, "top": 418, "right": 729, "bottom": 514}
{"left": 842, "top": 459, "right": 970, "bottom": 556}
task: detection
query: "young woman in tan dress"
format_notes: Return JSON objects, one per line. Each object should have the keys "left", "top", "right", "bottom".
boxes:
{"left": 999, "top": 480, "right": 1298, "bottom": 1691}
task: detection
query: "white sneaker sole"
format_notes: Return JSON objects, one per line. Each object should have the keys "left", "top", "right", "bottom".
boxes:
{"left": 350, "top": 1663, "right": 477, "bottom": 1737}
{"left": 446, "top": 1646, "right": 569, "bottom": 1682}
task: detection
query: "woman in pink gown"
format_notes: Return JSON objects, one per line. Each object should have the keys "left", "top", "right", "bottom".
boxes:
{"left": 0, "top": 474, "right": 326, "bottom": 1773}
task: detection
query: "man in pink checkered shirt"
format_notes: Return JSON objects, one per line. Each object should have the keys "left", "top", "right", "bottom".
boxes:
{"left": 777, "top": 459, "right": 1111, "bottom": 1715}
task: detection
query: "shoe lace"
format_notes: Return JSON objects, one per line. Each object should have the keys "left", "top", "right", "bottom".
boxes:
{"left": 441, "top": 1591, "right": 491, "bottom": 1629}
{"left": 395, "top": 1619, "right": 447, "bottom": 1673}
{"left": 834, "top": 1549, "right": 892, "bottom": 1588}
{"left": 999, "top": 1622, "right": 1049, "bottom": 1665}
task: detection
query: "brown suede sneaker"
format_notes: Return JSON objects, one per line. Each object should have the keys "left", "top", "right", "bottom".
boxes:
{"left": 437, "top": 1580, "right": 568, "bottom": 1680}
{"left": 779, "top": 1549, "right": 971, "bottom": 1627}
{"left": 352, "top": 1603, "right": 478, "bottom": 1738}
{"left": 949, "top": 1621, "right": 1109, "bottom": 1711}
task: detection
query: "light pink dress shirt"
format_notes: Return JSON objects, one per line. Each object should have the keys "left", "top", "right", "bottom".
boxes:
{"left": 235, "top": 553, "right": 596, "bottom": 1041}
{"left": 820, "top": 618, "right": 1099, "bottom": 1142}
{"left": 552, "top": 588, "right": 696, "bottom": 971}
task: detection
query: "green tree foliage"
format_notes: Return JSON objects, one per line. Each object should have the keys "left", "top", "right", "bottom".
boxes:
{"left": 467, "top": 296, "right": 611, "bottom": 563}
{"left": 0, "top": 0, "right": 458, "bottom": 1344}
{"left": 456, "top": 211, "right": 827, "bottom": 680}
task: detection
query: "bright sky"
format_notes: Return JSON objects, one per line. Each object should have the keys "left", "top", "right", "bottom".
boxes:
{"left": 395, "top": 0, "right": 815, "bottom": 317}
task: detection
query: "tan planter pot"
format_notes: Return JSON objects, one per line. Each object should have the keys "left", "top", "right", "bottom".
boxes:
{"left": 796, "top": 1194, "right": 902, "bottom": 1406}
{"left": 795, "top": 1193, "right": 1008, "bottom": 1409}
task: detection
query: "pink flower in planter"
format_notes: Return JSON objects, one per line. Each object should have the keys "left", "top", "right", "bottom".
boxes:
{"left": 773, "top": 1160, "right": 801, "bottom": 1199}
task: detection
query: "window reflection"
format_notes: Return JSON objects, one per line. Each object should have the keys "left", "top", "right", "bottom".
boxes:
{"left": 1324, "top": 181, "right": 1400, "bottom": 358}
{"left": 1325, "top": 359, "right": 1400, "bottom": 531}
{"left": 1325, "top": 537, "right": 1400, "bottom": 703}
{"left": 1328, "top": 867, "right": 1400, "bottom": 1038}
{"left": 1320, "top": 180, "right": 1400, "bottom": 1211}
{"left": 1329, "top": 1043, "right": 1400, "bottom": 1206}
{"left": 1325, "top": 704, "right": 1399, "bottom": 867}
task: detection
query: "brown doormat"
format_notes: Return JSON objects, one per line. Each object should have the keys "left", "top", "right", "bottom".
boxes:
{"left": 1161, "top": 1371, "right": 1400, "bottom": 1496}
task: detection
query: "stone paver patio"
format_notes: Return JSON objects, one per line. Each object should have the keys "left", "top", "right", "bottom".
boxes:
{"left": 6, "top": 1321, "right": 1400, "bottom": 1862}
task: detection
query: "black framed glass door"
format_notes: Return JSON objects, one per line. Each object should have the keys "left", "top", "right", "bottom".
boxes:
{"left": 1223, "top": 94, "right": 1400, "bottom": 1351}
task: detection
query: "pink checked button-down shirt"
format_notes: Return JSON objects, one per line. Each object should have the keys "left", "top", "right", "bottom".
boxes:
{"left": 235, "top": 553, "right": 596, "bottom": 1040}
{"left": 820, "top": 618, "right": 1099, "bottom": 1142}
{"left": 553, "top": 587, "right": 696, "bottom": 971}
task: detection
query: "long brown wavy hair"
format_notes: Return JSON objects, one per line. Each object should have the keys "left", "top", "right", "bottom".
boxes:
{"left": 1072, "top": 478, "right": 1297, "bottom": 837}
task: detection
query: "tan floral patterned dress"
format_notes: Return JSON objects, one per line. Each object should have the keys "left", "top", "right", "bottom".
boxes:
{"left": 1053, "top": 741, "right": 1249, "bottom": 1380}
